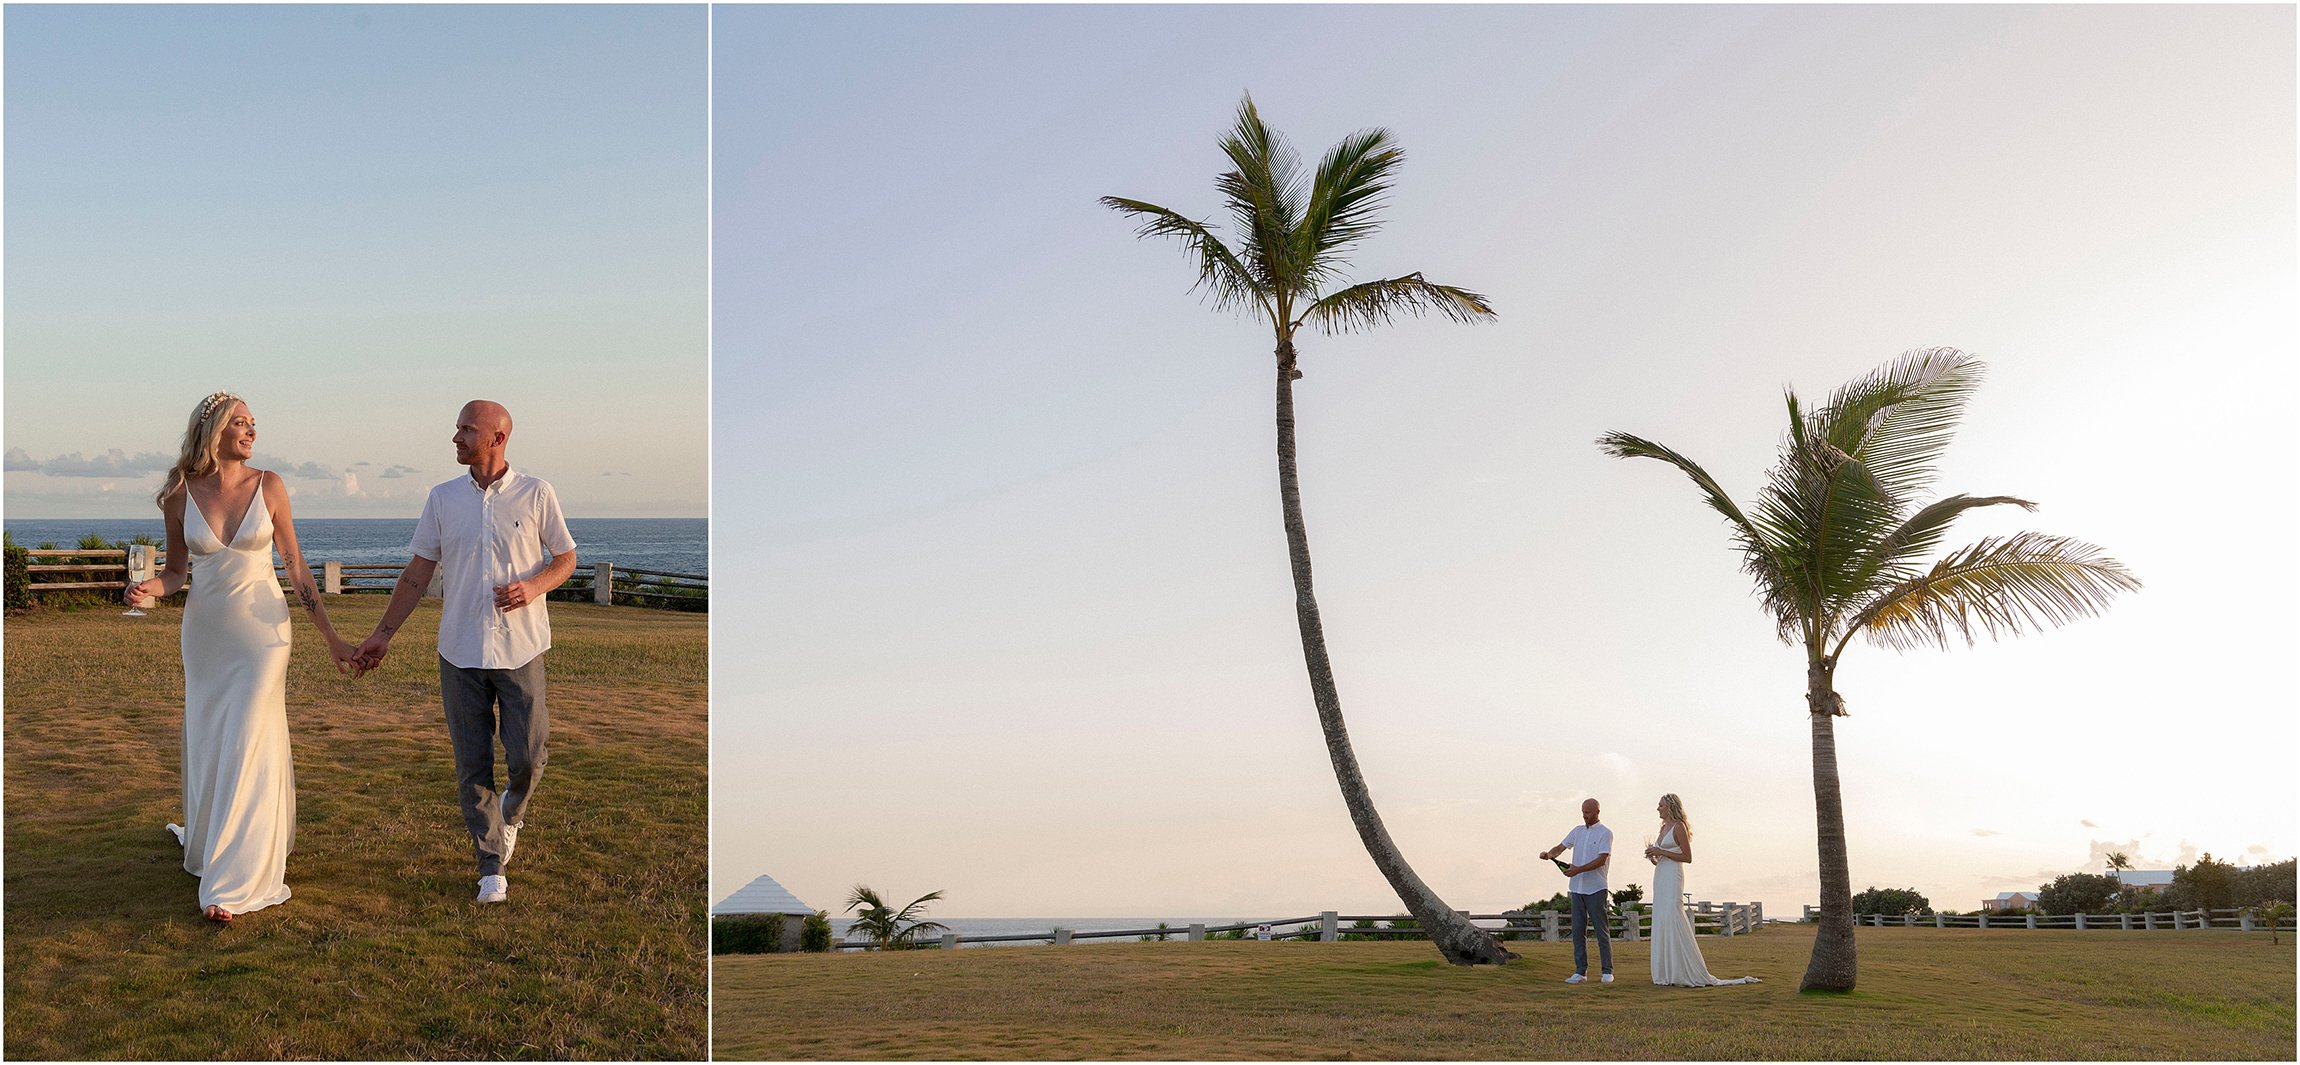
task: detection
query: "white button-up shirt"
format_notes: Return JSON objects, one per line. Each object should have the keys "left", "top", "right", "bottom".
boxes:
{"left": 410, "top": 468, "right": 575, "bottom": 670}
{"left": 1556, "top": 822, "right": 1614, "bottom": 894}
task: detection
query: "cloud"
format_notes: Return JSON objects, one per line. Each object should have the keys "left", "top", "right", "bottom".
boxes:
{"left": 350, "top": 461, "right": 372, "bottom": 468}
{"left": 1971, "top": 828, "right": 2001, "bottom": 837}
{"left": 15, "top": 449, "right": 176, "bottom": 477}
{"left": 378, "top": 464, "right": 420, "bottom": 479}
{"left": 2080, "top": 819, "right": 2098, "bottom": 828}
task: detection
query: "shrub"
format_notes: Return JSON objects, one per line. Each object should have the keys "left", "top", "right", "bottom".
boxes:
{"left": 2037, "top": 872, "right": 2119, "bottom": 915}
{"left": 1852, "top": 886, "right": 1932, "bottom": 916}
{"left": 4, "top": 539, "right": 29, "bottom": 610}
{"left": 712, "top": 914, "right": 786, "bottom": 954}
{"left": 800, "top": 910, "right": 833, "bottom": 952}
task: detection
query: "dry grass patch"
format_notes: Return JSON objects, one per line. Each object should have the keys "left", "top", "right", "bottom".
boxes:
{"left": 713, "top": 927, "right": 2293, "bottom": 1060}
{"left": 4, "top": 600, "right": 706, "bottom": 1060}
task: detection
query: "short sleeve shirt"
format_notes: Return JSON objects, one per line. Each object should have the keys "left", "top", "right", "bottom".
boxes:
{"left": 410, "top": 468, "right": 575, "bottom": 670}
{"left": 1557, "top": 822, "right": 1614, "bottom": 895}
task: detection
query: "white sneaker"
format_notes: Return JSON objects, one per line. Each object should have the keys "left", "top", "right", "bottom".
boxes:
{"left": 501, "top": 822, "right": 520, "bottom": 867}
{"left": 476, "top": 874, "right": 509, "bottom": 904}
{"left": 1601, "top": 973, "right": 1615, "bottom": 983}
{"left": 1564, "top": 973, "right": 1586, "bottom": 984}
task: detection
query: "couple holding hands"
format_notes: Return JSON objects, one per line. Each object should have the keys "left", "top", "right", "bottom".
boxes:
{"left": 1539, "top": 794, "right": 1762, "bottom": 987}
{"left": 128, "top": 394, "right": 576, "bottom": 922}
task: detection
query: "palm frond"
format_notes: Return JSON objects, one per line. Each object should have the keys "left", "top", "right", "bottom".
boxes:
{"left": 1863, "top": 494, "right": 2035, "bottom": 581}
{"left": 1218, "top": 95, "right": 1308, "bottom": 292}
{"left": 1297, "top": 128, "right": 1403, "bottom": 288}
{"left": 1845, "top": 532, "right": 2141, "bottom": 653}
{"left": 1818, "top": 347, "right": 1983, "bottom": 504}
{"left": 1099, "top": 196, "right": 1269, "bottom": 320}
{"left": 1597, "top": 431, "right": 1797, "bottom": 631}
{"left": 1298, "top": 273, "right": 1495, "bottom": 334}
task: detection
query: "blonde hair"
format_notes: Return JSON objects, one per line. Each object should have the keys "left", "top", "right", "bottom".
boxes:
{"left": 1659, "top": 793, "right": 1689, "bottom": 832}
{"left": 155, "top": 392, "right": 244, "bottom": 508}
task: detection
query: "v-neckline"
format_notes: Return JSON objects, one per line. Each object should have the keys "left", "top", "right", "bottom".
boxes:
{"left": 189, "top": 474, "right": 262, "bottom": 547}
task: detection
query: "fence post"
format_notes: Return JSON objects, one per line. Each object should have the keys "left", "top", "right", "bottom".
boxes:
{"left": 2025, "top": 913, "right": 2037, "bottom": 930}
{"left": 1053, "top": 929, "right": 1072, "bottom": 946}
{"left": 940, "top": 932, "right": 959, "bottom": 950}
{"left": 1721, "top": 903, "right": 1737, "bottom": 937}
{"left": 593, "top": 562, "right": 614, "bottom": 604}
{"left": 1542, "top": 911, "right": 1559, "bottom": 942}
{"left": 1934, "top": 913, "right": 1945, "bottom": 929}
{"left": 323, "top": 561, "right": 342, "bottom": 595}
{"left": 2075, "top": 913, "right": 2087, "bottom": 930}
{"left": 2121, "top": 914, "right": 2132, "bottom": 931}
{"left": 1320, "top": 911, "right": 1338, "bottom": 943}
{"left": 1626, "top": 905, "right": 1643, "bottom": 941}
{"left": 1753, "top": 901, "right": 1763, "bottom": 927}
{"left": 1804, "top": 904, "right": 1817, "bottom": 922}
{"left": 2241, "top": 911, "right": 2254, "bottom": 932}
{"left": 2142, "top": 912, "right": 2155, "bottom": 931}
{"left": 1187, "top": 923, "right": 1205, "bottom": 942}
{"left": 1978, "top": 914, "right": 1990, "bottom": 929}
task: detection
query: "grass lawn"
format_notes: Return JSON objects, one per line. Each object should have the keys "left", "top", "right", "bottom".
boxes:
{"left": 713, "top": 926, "right": 2295, "bottom": 1059}
{"left": 3, "top": 599, "right": 707, "bottom": 1060}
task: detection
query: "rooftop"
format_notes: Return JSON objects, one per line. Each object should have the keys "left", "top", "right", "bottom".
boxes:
{"left": 713, "top": 873, "right": 814, "bottom": 916}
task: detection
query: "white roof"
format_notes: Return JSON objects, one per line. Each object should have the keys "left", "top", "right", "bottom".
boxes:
{"left": 713, "top": 873, "right": 814, "bottom": 916}
{"left": 1994, "top": 891, "right": 2038, "bottom": 901}
{"left": 2117, "top": 870, "right": 2175, "bottom": 887}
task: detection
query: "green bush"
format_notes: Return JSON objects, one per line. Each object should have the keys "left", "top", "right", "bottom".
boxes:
{"left": 712, "top": 914, "right": 786, "bottom": 954}
{"left": 1852, "top": 886, "right": 1933, "bottom": 916}
{"left": 4, "top": 538, "right": 29, "bottom": 610}
{"left": 800, "top": 910, "right": 833, "bottom": 952}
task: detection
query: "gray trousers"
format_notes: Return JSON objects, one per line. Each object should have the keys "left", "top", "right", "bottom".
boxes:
{"left": 1570, "top": 889, "right": 1613, "bottom": 975}
{"left": 440, "top": 655, "right": 548, "bottom": 877}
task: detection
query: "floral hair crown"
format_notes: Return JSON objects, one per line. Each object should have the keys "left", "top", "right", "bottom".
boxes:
{"left": 198, "top": 391, "right": 240, "bottom": 423}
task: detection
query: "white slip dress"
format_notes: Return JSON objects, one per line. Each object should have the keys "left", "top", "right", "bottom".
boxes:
{"left": 1648, "top": 825, "right": 1759, "bottom": 987}
{"left": 172, "top": 483, "right": 296, "bottom": 915}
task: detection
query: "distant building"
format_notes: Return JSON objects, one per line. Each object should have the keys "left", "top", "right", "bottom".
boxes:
{"left": 1983, "top": 891, "right": 2039, "bottom": 912}
{"left": 2116, "top": 870, "right": 2175, "bottom": 894}
{"left": 714, "top": 873, "right": 815, "bottom": 952}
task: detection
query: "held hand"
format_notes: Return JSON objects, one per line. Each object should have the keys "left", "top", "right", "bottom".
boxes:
{"left": 124, "top": 579, "right": 152, "bottom": 605}
{"left": 326, "top": 638, "right": 358, "bottom": 676}
{"left": 353, "top": 631, "right": 392, "bottom": 675}
{"left": 493, "top": 580, "right": 533, "bottom": 612}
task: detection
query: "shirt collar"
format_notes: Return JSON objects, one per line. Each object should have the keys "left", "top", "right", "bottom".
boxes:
{"left": 467, "top": 467, "right": 521, "bottom": 495}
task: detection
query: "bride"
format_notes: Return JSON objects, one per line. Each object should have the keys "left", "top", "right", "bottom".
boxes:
{"left": 127, "top": 392, "right": 356, "bottom": 922}
{"left": 1643, "top": 793, "right": 1761, "bottom": 987}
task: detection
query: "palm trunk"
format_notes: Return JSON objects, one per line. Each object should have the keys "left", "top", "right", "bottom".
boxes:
{"left": 1273, "top": 342, "right": 1514, "bottom": 966}
{"left": 1801, "top": 655, "right": 1857, "bottom": 991}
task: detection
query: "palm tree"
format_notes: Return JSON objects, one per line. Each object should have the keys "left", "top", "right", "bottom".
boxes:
{"left": 2106, "top": 851, "right": 2133, "bottom": 905}
{"left": 1103, "top": 95, "right": 1509, "bottom": 966}
{"left": 1598, "top": 348, "right": 2139, "bottom": 990}
{"left": 843, "top": 885, "right": 950, "bottom": 950}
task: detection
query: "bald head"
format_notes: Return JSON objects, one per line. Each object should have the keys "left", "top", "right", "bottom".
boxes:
{"left": 452, "top": 400, "right": 515, "bottom": 479}
{"left": 1581, "top": 798, "right": 1600, "bottom": 826}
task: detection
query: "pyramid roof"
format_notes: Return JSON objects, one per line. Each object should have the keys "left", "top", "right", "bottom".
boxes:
{"left": 713, "top": 872, "right": 814, "bottom": 915}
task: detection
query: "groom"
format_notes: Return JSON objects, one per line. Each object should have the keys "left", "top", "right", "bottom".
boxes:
{"left": 1540, "top": 797, "right": 1614, "bottom": 984}
{"left": 355, "top": 400, "right": 577, "bottom": 905}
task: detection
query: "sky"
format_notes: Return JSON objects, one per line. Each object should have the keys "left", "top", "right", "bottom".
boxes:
{"left": 713, "top": 5, "right": 2296, "bottom": 920}
{"left": 4, "top": 5, "right": 708, "bottom": 519}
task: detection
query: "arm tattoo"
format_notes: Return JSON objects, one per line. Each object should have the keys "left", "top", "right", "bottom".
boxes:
{"left": 297, "top": 587, "right": 317, "bottom": 613}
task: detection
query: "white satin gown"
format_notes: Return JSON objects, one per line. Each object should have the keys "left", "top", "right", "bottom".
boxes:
{"left": 1648, "top": 825, "right": 1758, "bottom": 986}
{"left": 172, "top": 484, "right": 296, "bottom": 915}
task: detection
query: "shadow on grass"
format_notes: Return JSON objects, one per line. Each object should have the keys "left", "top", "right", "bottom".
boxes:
{"left": 4, "top": 601, "right": 707, "bottom": 1060}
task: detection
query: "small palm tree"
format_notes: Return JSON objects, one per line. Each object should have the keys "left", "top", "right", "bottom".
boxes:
{"left": 1599, "top": 348, "right": 2139, "bottom": 990}
{"left": 2106, "top": 851, "right": 2133, "bottom": 905}
{"left": 1104, "top": 94, "right": 1507, "bottom": 966}
{"left": 843, "top": 885, "right": 949, "bottom": 951}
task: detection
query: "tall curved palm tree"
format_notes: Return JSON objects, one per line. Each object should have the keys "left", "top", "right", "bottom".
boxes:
{"left": 1102, "top": 95, "right": 1509, "bottom": 966}
{"left": 844, "top": 885, "right": 949, "bottom": 951}
{"left": 1598, "top": 348, "right": 2139, "bottom": 990}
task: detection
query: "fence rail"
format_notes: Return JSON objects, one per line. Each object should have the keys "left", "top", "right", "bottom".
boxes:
{"left": 1802, "top": 905, "right": 2294, "bottom": 932}
{"left": 8, "top": 548, "right": 704, "bottom": 610}
{"left": 836, "top": 902, "right": 1769, "bottom": 951}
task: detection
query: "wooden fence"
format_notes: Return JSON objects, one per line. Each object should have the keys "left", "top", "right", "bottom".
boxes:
{"left": 11, "top": 548, "right": 704, "bottom": 610}
{"left": 1802, "top": 905, "right": 2294, "bottom": 932}
{"left": 840, "top": 901, "right": 1767, "bottom": 951}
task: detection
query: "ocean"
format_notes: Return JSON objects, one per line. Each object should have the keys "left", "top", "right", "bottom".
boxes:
{"left": 826, "top": 915, "right": 1446, "bottom": 948}
{"left": 4, "top": 517, "right": 706, "bottom": 577}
